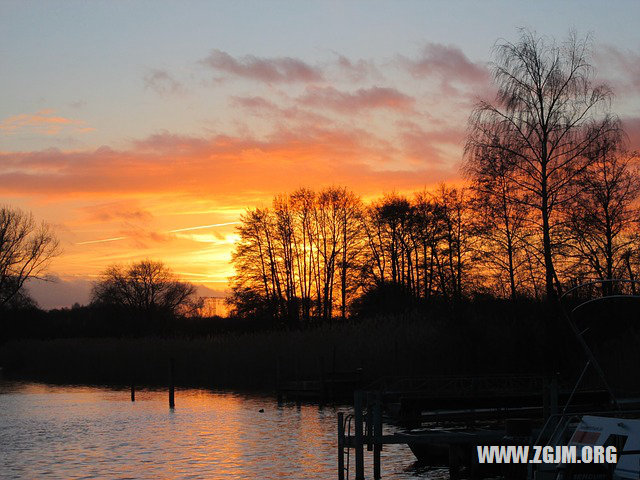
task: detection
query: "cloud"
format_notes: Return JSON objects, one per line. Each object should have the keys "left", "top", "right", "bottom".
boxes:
{"left": 396, "top": 120, "right": 466, "bottom": 165}
{"left": 0, "top": 125, "right": 456, "bottom": 201}
{"left": 231, "top": 95, "right": 332, "bottom": 126}
{"left": 0, "top": 109, "right": 93, "bottom": 136}
{"left": 200, "top": 49, "right": 323, "bottom": 83}
{"left": 401, "top": 43, "right": 489, "bottom": 84}
{"left": 334, "top": 54, "right": 380, "bottom": 82}
{"left": 594, "top": 45, "right": 640, "bottom": 96}
{"left": 143, "top": 69, "right": 186, "bottom": 96}
{"left": 621, "top": 116, "right": 640, "bottom": 151}
{"left": 79, "top": 202, "right": 154, "bottom": 223}
{"left": 298, "top": 86, "right": 415, "bottom": 113}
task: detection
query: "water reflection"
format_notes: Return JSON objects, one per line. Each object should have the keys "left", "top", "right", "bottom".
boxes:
{"left": 0, "top": 382, "right": 444, "bottom": 479}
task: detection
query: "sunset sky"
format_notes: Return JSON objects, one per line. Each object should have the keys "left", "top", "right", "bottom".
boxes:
{"left": 2, "top": 0, "right": 640, "bottom": 308}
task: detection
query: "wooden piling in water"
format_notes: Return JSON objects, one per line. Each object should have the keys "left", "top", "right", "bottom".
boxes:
{"left": 366, "top": 392, "right": 373, "bottom": 452}
{"left": 337, "top": 412, "right": 345, "bottom": 480}
{"left": 354, "top": 391, "right": 364, "bottom": 480}
{"left": 169, "top": 358, "right": 175, "bottom": 409}
{"left": 276, "top": 356, "right": 283, "bottom": 403}
{"left": 130, "top": 383, "right": 135, "bottom": 402}
{"left": 319, "top": 356, "right": 325, "bottom": 407}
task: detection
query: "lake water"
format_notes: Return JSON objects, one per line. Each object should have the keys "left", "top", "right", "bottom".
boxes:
{"left": 0, "top": 382, "right": 447, "bottom": 479}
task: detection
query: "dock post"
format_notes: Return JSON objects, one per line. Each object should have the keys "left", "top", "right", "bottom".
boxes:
{"left": 130, "top": 382, "right": 135, "bottom": 402}
{"left": 338, "top": 412, "right": 345, "bottom": 480}
{"left": 373, "top": 393, "right": 382, "bottom": 480}
{"left": 354, "top": 390, "right": 365, "bottom": 480}
{"left": 366, "top": 392, "right": 373, "bottom": 451}
{"left": 169, "top": 358, "right": 175, "bottom": 409}
{"left": 276, "top": 356, "right": 283, "bottom": 404}
{"left": 319, "top": 356, "right": 325, "bottom": 407}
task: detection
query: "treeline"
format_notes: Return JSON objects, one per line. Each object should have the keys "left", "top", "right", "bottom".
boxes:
{"left": 230, "top": 30, "right": 640, "bottom": 325}
{"left": 229, "top": 170, "right": 639, "bottom": 326}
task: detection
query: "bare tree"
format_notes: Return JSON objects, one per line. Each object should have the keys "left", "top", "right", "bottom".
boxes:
{"left": 230, "top": 187, "right": 365, "bottom": 324}
{"left": 466, "top": 29, "right": 621, "bottom": 300}
{"left": 466, "top": 142, "right": 531, "bottom": 299}
{"left": 0, "top": 206, "right": 60, "bottom": 308}
{"left": 91, "top": 260, "right": 197, "bottom": 319}
{"left": 568, "top": 135, "right": 640, "bottom": 292}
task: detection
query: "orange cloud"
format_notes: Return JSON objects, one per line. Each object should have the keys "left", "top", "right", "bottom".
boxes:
{"left": 0, "top": 124, "right": 459, "bottom": 202}
{"left": 0, "top": 109, "right": 93, "bottom": 136}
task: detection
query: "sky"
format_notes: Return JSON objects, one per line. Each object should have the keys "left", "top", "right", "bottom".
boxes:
{"left": 2, "top": 0, "right": 640, "bottom": 308}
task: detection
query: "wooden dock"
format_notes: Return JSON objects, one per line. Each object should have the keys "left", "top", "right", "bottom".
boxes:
{"left": 337, "top": 391, "right": 513, "bottom": 480}
{"left": 337, "top": 375, "right": 616, "bottom": 479}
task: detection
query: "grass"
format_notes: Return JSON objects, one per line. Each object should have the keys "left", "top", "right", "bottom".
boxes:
{"left": 1, "top": 299, "right": 588, "bottom": 392}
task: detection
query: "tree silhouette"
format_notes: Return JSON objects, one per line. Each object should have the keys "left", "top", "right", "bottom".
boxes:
{"left": 466, "top": 29, "right": 621, "bottom": 300}
{"left": 0, "top": 206, "right": 59, "bottom": 308}
{"left": 91, "top": 260, "right": 198, "bottom": 320}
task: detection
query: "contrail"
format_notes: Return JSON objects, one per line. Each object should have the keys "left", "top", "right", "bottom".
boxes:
{"left": 168, "top": 222, "right": 240, "bottom": 233}
{"left": 76, "top": 236, "right": 128, "bottom": 245}
{"left": 76, "top": 222, "right": 240, "bottom": 245}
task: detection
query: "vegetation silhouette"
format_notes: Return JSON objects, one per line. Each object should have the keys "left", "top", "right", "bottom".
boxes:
{"left": 2, "top": 30, "right": 640, "bottom": 394}
{"left": 0, "top": 205, "right": 59, "bottom": 308}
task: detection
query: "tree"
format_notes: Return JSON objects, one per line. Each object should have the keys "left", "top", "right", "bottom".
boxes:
{"left": 0, "top": 206, "right": 59, "bottom": 308}
{"left": 230, "top": 187, "right": 365, "bottom": 325}
{"left": 567, "top": 137, "right": 639, "bottom": 292}
{"left": 466, "top": 29, "right": 621, "bottom": 300}
{"left": 466, "top": 143, "right": 531, "bottom": 300}
{"left": 91, "top": 260, "right": 198, "bottom": 319}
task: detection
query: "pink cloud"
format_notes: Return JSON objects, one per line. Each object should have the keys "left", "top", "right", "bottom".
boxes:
{"left": 402, "top": 43, "right": 489, "bottom": 85}
{"left": 397, "top": 120, "right": 466, "bottom": 165}
{"left": 621, "top": 116, "right": 640, "bottom": 151}
{"left": 230, "top": 96, "right": 332, "bottom": 126}
{"left": 200, "top": 49, "right": 323, "bottom": 83}
{"left": 594, "top": 46, "right": 640, "bottom": 100}
{"left": 0, "top": 110, "right": 93, "bottom": 136}
{"left": 298, "top": 86, "right": 415, "bottom": 113}
{"left": 334, "top": 54, "right": 380, "bottom": 82}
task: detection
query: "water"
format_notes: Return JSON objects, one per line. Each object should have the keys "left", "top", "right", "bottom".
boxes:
{"left": 0, "top": 382, "right": 447, "bottom": 479}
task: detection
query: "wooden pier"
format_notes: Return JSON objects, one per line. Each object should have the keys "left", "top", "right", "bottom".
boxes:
{"left": 337, "top": 375, "right": 615, "bottom": 479}
{"left": 338, "top": 391, "right": 510, "bottom": 480}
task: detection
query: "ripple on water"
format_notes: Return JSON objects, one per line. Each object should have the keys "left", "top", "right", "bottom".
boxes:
{"left": 0, "top": 382, "right": 446, "bottom": 479}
